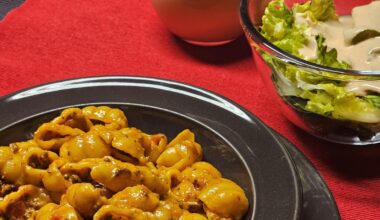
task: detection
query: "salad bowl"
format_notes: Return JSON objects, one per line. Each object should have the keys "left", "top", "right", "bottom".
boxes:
{"left": 240, "top": 0, "right": 380, "bottom": 145}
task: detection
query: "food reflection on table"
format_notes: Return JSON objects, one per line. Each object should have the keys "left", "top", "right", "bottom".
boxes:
{"left": 0, "top": 106, "right": 248, "bottom": 220}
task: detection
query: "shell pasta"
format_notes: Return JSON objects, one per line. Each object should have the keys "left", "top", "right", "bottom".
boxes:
{"left": 0, "top": 106, "right": 248, "bottom": 220}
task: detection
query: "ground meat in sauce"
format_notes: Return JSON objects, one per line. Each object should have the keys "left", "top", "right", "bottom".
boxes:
{"left": 0, "top": 181, "right": 17, "bottom": 197}
{"left": 28, "top": 152, "right": 51, "bottom": 169}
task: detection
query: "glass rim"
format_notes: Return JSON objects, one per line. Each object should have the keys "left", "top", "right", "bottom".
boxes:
{"left": 239, "top": 0, "right": 380, "bottom": 76}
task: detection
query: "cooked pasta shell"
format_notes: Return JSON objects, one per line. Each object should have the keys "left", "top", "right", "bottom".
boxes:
{"left": 198, "top": 178, "right": 249, "bottom": 220}
{"left": 156, "top": 140, "right": 202, "bottom": 171}
{"left": 59, "top": 158, "right": 99, "bottom": 183}
{"left": 0, "top": 147, "right": 14, "bottom": 168}
{"left": 11, "top": 140, "right": 40, "bottom": 152}
{"left": 34, "top": 123, "right": 84, "bottom": 151}
{"left": 52, "top": 108, "right": 93, "bottom": 132}
{"left": 62, "top": 183, "right": 106, "bottom": 218}
{"left": 89, "top": 125, "right": 115, "bottom": 144}
{"left": 90, "top": 157, "right": 142, "bottom": 192}
{"left": 60, "top": 131, "right": 112, "bottom": 162}
{"left": 157, "top": 166, "right": 182, "bottom": 189}
{"left": 93, "top": 205, "right": 152, "bottom": 220}
{"left": 42, "top": 159, "right": 72, "bottom": 202}
{"left": 23, "top": 147, "right": 58, "bottom": 183}
{"left": 166, "top": 129, "right": 195, "bottom": 149}
{"left": 0, "top": 185, "right": 51, "bottom": 219}
{"left": 34, "top": 203, "right": 83, "bottom": 220}
{"left": 170, "top": 181, "right": 202, "bottom": 212}
{"left": 141, "top": 133, "right": 167, "bottom": 163}
{"left": 137, "top": 165, "right": 173, "bottom": 196}
{"left": 153, "top": 198, "right": 184, "bottom": 220}
{"left": 180, "top": 212, "right": 208, "bottom": 220}
{"left": 89, "top": 157, "right": 170, "bottom": 195}
{"left": 82, "top": 106, "right": 128, "bottom": 129}
{"left": 181, "top": 162, "right": 221, "bottom": 190}
{"left": 110, "top": 185, "right": 159, "bottom": 212}
{"left": 120, "top": 128, "right": 168, "bottom": 163}
{"left": 0, "top": 141, "right": 59, "bottom": 186}
{"left": 110, "top": 130, "right": 147, "bottom": 164}
{"left": 0, "top": 147, "right": 14, "bottom": 179}
{"left": 1, "top": 154, "right": 24, "bottom": 185}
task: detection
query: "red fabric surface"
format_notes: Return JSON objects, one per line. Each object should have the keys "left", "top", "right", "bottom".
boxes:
{"left": 0, "top": 1, "right": 380, "bottom": 219}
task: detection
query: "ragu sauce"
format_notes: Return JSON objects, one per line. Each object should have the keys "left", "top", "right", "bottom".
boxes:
{"left": 151, "top": 0, "right": 242, "bottom": 44}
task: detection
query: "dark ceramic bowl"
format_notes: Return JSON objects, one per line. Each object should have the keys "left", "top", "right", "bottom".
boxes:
{"left": 240, "top": 0, "right": 380, "bottom": 145}
{"left": 0, "top": 76, "right": 301, "bottom": 219}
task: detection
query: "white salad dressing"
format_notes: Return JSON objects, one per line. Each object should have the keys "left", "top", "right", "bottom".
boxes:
{"left": 295, "top": 14, "right": 355, "bottom": 61}
{"left": 295, "top": 1, "right": 380, "bottom": 70}
{"left": 346, "top": 80, "right": 380, "bottom": 96}
{"left": 352, "top": 1, "right": 380, "bottom": 31}
{"left": 294, "top": 1, "right": 380, "bottom": 96}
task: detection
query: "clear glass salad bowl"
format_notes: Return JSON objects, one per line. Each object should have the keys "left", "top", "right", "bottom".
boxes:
{"left": 240, "top": 0, "right": 380, "bottom": 145}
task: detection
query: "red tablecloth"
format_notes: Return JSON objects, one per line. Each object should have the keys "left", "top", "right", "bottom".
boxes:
{"left": 1, "top": 1, "right": 380, "bottom": 219}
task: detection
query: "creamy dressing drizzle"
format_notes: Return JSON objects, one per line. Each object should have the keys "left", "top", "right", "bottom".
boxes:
{"left": 346, "top": 80, "right": 380, "bottom": 96}
{"left": 294, "top": 1, "right": 380, "bottom": 96}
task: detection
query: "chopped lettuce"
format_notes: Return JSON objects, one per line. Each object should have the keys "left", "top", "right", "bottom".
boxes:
{"left": 294, "top": 0, "right": 338, "bottom": 21}
{"left": 262, "top": 0, "right": 347, "bottom": 68}
{"left": 333, "top": 96, "right": 380, "bottom": 123}
{"left": 299, "top": 89, "right": 334, "bottom": 115}
{"left": 365, "top": 95, "right": 380, "bottom": 108}
{"left": 297, "top": 78, "right": 380, "bottom": 123}
{"left": 260, "top": 0, "right": 380, "bottom": 123}
{"left": 309, "top": 0, "right": 338, "bottom": 21}
{"left": 261, "top": 0, "right": 307, "bottom": 57}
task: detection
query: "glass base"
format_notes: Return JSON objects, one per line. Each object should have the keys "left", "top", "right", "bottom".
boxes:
{"left": 183, "top": 39, "right": 235, "bottom": 46}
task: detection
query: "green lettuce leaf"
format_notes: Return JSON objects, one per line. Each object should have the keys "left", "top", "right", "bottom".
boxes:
{"left": 294, "top": 0, "right": 338, "bottom": 21}
{"left": 301, "top": 83, "right": 380, "bottom": 123}
{"left": 261, "top": 1, "right": 348, "bottom": 68}
{"left": 365, "top": 95, "right": 380, "bottom": 108}
{"left": 333, "top": 96, "right": 380, "bottom": 123}
{"left": 299, "top": 89, "right": 334, "bottom": 115}
{"left": 309, "top": 0, "right": 338, "bottom": 21}
{"left": 261, "top": 0, "right": 307, "bottom": 56}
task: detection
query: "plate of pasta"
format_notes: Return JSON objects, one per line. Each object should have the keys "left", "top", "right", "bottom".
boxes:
{"left": 0, "top": 76, "right": 301, "bottom": 219}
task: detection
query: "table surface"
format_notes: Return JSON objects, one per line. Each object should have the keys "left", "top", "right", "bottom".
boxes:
{"left": 1, "top": 1, "right": 379, "bottom": 219}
